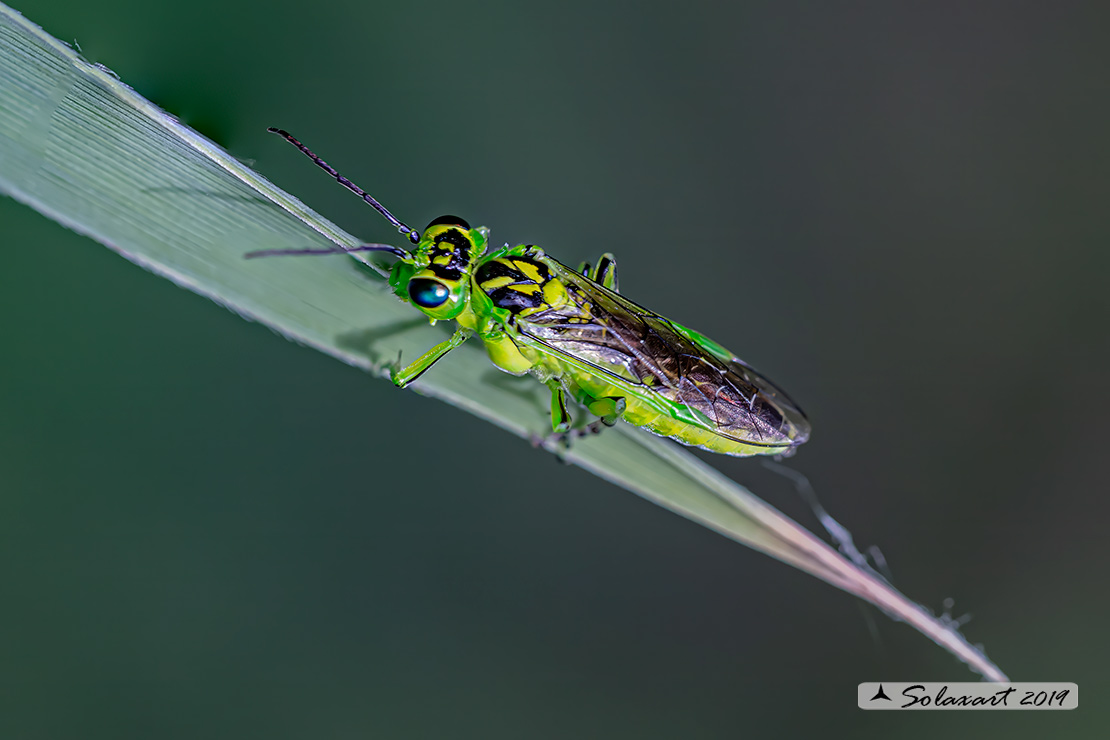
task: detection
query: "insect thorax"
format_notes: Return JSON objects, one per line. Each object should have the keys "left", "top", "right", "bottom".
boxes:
{"left": 474, "top": 252, "right": 570, "bottom": 318}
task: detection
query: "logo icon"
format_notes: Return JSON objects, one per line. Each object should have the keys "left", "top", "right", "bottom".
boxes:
{"left": 870, "top": 684, "right": 892, "bottom": 702}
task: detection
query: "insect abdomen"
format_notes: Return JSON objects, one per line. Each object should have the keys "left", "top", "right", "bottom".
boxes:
{"left": 563, "top": 364, "right": 793, "bottom": 456}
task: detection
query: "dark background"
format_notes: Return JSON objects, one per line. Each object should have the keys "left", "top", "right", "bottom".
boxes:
{"left": 2, "top": 1, "right": 1106, "bottom": 737}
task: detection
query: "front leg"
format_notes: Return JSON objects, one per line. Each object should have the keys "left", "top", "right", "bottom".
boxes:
{"left": 390, "top": 328, "right": 472, "bottom": 387}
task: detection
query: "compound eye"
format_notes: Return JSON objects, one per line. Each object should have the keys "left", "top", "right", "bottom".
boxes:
{"left": 425, "top": 214, "right": 471, "bottom": 230}
{"left": 408, "top": 277, "right": 450, "bottom": 308}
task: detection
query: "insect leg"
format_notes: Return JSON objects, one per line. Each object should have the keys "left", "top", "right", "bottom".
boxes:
{"left": 390, "top": 328, "right": 472, "bottom": 388}
{"left": 585, "top": 395, "right": 626, "bottom": 426}
{"left": 546, "top": 380, "right": 572, "bottom": 433}
{"left": 577, "top": 260, "right": 591, "bottom": 276}
{"left": 591, "top": 253, "right": 619, "bottom": 292}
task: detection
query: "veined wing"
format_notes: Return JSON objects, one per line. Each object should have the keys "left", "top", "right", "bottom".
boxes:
{"left": 516, "top": 257, "right": 810, "bottom": 450}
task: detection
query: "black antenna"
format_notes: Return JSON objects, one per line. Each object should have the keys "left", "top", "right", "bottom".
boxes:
{"left": 244, "top": 243, "right": 410, "bottom": 260}
{"left": 268, "top": 127, "right": 420, "bottom": 245}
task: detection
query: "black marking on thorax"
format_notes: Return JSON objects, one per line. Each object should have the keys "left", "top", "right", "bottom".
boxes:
{"left": 475, "top": 252, "right": 552, "bottom": 314}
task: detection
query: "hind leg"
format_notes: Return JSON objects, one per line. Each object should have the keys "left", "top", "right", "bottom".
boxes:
{"left": 531, "top": 390, "right": 627, "bottom": 459}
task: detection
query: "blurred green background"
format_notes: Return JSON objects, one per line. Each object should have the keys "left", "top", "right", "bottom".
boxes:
{"left": 2, "top": 1, "right": 1107, "bottom": 737}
